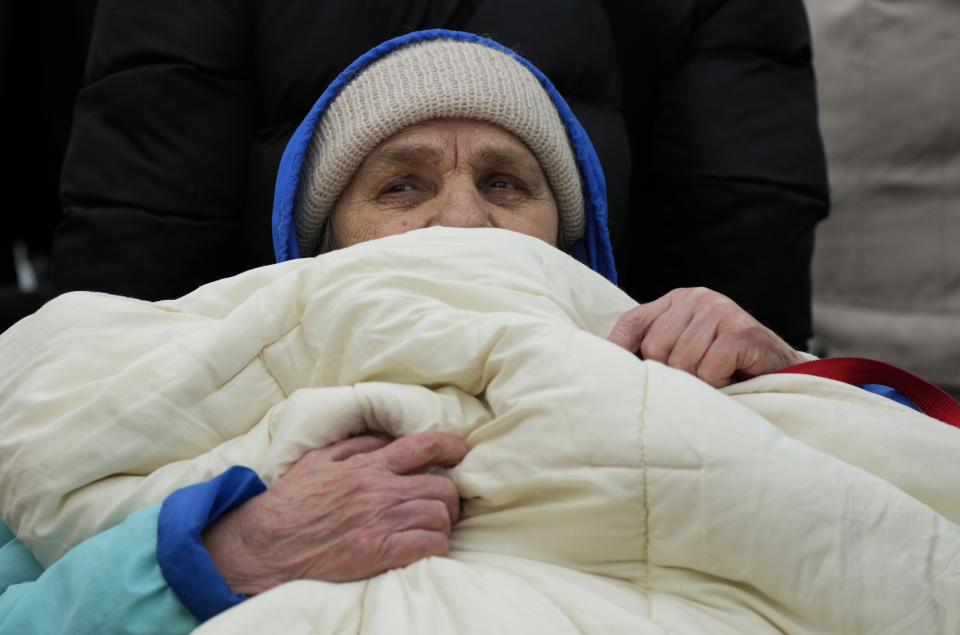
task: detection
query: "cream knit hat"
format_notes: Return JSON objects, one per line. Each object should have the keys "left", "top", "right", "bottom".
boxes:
{"left": 295, "top": 37, "right": 585, "bottom": 256}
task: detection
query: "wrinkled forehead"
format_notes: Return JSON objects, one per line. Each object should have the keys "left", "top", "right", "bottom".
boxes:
{"left": 360, "top": 118, "right": 548, "bottom": 176}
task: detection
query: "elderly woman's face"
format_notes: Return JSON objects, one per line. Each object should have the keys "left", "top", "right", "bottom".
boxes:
{"left": 329, "top": 118, "right": 559, "bottom": 248}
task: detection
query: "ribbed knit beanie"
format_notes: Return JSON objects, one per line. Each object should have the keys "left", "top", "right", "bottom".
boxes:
{"left": 294, "top": 36, "right": 585, "bottom": 256}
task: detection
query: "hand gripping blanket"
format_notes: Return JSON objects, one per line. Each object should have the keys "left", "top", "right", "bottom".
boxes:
{"left": 1, "top": 228, "right": 959, "bottom": 634}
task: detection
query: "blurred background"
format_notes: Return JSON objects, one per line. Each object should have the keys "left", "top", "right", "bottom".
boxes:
{"left": 1, "top": 0, "right": 956, "bottom": 398}
{"left": 805, "top": 0, "right": 960, "bottom": 399}
{"left": 0, "top": 0, "right": 97, "bottom": 324}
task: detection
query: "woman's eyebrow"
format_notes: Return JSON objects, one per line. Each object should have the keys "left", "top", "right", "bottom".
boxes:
{"left": 363, "top": 142, "right": 546, "bottom": 183}
{"left": 473, "top": 146, "right": 546, "bottom": 182}
{"left": 371, "top": 145, "right": 444, "bottom": 168}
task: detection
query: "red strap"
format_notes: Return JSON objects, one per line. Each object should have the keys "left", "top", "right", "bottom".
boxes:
{"left": 770, "top": 357, "right": 960, "bottom": 429}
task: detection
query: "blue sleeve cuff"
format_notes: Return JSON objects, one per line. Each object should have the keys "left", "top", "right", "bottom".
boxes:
{"left": 157, "top": 466, "right": 267, "bottom": 622}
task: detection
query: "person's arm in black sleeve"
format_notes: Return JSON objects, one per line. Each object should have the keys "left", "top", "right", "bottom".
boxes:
{"left": 606, "top": 0, "right": 829, "bottom": 349}
{"left": 55, "top": 0, "right": 258, "bottom": 300}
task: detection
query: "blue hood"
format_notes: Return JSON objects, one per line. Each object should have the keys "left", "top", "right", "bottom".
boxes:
{"left": 271, "top": 29, "right": 617, "bottom": 285}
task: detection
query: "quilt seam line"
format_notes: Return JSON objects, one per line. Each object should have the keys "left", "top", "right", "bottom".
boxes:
{"left": 637, "top": 365, "right": 654, "bottom": 623}
{"left": 257, "top": 347, "right": 290, "bottom": 399}
{"left": 639, "top": 367, "right": 650, "bottom": 568}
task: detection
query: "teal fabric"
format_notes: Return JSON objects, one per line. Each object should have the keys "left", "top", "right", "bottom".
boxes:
{"left": 0, "top": 518, "right": 42, "bottom": 590}
{"left": 0, "top": 506, "right": 200, "bottom": 635}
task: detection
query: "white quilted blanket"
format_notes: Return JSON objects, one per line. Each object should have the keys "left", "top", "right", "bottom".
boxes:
{"left": 1, "top": 228, "right": 958, "bottom": 634}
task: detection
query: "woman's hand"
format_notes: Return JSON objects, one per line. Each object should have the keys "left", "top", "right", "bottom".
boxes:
{"left": 608, "top": 287, "right": 806, "bottom": 387}
{"left": 203, "top": 430, "right": 467, "bottom": 595}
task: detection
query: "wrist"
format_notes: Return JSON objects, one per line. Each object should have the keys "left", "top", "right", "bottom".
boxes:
{"left": 157, "top": 466, "right": 266, "bottom": 621}
{"left": 202, "top": 494, "right": 283, "bottom": 596}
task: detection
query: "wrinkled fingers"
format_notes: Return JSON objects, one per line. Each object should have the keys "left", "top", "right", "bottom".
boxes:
{"left": 373, "top": 431, "right": 469, "bottom": 474}
{"left": 383, "top": 498, "right": 454, "bottom": 536}
{"left": 398, "top": 472, "right": 461, "bottom": 523}
{"left": 379, "top": 528, "right": 451, "bottom": 570}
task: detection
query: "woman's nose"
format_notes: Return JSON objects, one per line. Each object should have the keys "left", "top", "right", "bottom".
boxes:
{"left": 428, "top": 182, "right": 493, "bottom": 229}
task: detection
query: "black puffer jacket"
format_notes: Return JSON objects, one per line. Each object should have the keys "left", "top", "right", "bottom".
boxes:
{"left": 55, "top": 0, "right": 826, "bottom": 347}
{"left": 605, "top": 0, "right": 828, "bottom": 348}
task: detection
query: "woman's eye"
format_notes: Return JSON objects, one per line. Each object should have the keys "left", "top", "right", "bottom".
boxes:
{"left": 385, "top": 183, "right": 415, "bottom": 194}
{"left": 490, "top": 180, "right": 517, "bottom": 190}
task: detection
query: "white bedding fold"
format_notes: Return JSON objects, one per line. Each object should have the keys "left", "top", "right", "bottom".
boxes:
{"left": 1, "top": 227, "right": 958, "bottom": 633}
